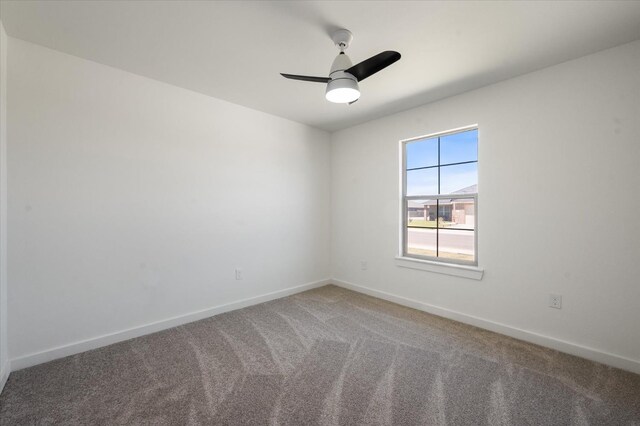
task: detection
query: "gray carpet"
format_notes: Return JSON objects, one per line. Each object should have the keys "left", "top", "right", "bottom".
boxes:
{"left": 1, "top": 285, "right": 639, "bottom": 425}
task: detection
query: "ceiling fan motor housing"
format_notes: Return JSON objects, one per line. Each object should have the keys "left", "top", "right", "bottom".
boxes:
{"left": 326, "top": 52, "right": 360, "bottom": 103}
{"left": 329, "top": 52, "right": 354, "bottom": 75}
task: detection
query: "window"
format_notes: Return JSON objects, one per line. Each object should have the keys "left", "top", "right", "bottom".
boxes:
{"left": 401, "top": 127, "right": 478, "bottom": 265}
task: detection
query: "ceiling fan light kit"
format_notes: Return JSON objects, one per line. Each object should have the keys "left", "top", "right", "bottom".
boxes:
{"left": 325, "top": 46, "right": 360, "bottom": 103}
{"left": 325, "top": 76, "right": 360, "bottom": 103}
{"left": 281, "top": 29, "right": 401, "bottom": 105}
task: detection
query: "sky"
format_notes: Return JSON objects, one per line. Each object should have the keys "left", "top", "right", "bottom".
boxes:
{"left": 406, "top": 129, "right": 477, "bottom": 195}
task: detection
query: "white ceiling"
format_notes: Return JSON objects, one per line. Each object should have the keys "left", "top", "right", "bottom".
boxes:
{"left": 2, "top": 1, "right": 640, "bottom": 132}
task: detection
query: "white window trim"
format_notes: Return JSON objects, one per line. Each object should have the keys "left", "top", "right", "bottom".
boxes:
{"left": 399, "top": 124, "right": 480, "bottom": 272}
{"left": 395, "top": 256, "right": 484, "bottom": 280}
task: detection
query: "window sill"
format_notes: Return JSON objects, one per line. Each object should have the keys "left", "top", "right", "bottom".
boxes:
{"left": 395, "top": 256, "right": 484, "bottom": 280}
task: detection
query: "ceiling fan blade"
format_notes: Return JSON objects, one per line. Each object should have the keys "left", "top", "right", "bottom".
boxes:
{"left": 346, "top": 51, "right": 401, "bottom": 82}
{"left": 280, "top": 73, "right": 330, "bottom": 83}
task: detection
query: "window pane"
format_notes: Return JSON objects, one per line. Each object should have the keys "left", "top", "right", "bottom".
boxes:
{"left": 406, "top": 199, "right": 437, "bottom": 228}
{"left": 448, "top": 198, "right": 475, "bottom": 230}
{"left": 440, "top": 129, "right": 477, "bottom": 165}
{"left": 439, "top": 162, "right": 477, "bottom": 194}
{"left": 406, "top": 137, "right": 438, "bottom": 169}
{"left": 437, "top": 199, "right": 453, "bottom": 224}
{"left": 438, "top": 229, "right": 475, "bottom": 262}
{"left": 406, "top": 227, "right": 437, "bottom": 258}
{"left": 406, "top": 168, "right": 438, "bottom": 196}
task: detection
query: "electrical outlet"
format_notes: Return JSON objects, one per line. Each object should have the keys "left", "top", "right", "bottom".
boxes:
{"left": 360, "top": 261, "right": 368, "bottom": 271}
{"left": 549, "top": 294, "right": 562, "bottom": 309}
{"left": 235, "top": 268, "right": 243, "bottom": 280}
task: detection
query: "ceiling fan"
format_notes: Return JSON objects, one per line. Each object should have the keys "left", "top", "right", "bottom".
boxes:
{"left": 281, "top": 29, "right": 401, "bottom": 105}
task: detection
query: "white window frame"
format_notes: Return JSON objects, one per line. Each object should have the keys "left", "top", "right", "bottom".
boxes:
{"left": 400, "top": 125, "right": 479, "bottom": 267}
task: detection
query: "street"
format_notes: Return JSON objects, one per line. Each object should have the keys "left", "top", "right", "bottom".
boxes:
{"left": 407, "top": 227, "right": 474, "bottom": 255}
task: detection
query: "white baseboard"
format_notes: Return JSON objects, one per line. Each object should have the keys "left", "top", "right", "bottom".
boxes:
{"left": 11, "top": 278, "right": 331, "bottom": 371}
{"left": 0, "top": 360, "right": 9, "bottom": 395}
{"left": 332, "top": 278, "right": 640, "bottom": 375}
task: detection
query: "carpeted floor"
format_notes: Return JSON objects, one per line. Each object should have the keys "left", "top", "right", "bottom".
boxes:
{"left": 1, "top": 285, "right": 639, "bottom": 425}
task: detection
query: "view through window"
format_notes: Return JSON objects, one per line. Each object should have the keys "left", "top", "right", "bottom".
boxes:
{"left": 402, "top": 127, "right": 478, "bottom": 265}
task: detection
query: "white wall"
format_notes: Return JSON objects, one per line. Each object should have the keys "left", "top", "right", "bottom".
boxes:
{"left": 0, "top": 21, "right": 9, "bottom": 387}
{"left": 331, "top": 40, "right": 640, "bottom": 371}
{"left": 7, "top": 38, "right": 331, "bottom": 364}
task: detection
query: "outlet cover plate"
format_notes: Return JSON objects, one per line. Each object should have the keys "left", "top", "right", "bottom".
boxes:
{"left": 549, "top": 294, "right": 562, "bottom": 309}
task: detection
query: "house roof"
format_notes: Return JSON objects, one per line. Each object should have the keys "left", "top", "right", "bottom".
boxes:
{"left": 451, "top": 184, "right": 477, "bottom": 194}
{"left": 408, "top": 185, "right": 476, "bottom": 208}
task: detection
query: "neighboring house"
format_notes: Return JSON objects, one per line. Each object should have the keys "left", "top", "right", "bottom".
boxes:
{"left": 408, "top": 185, "right": 476, "bottom": 228}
